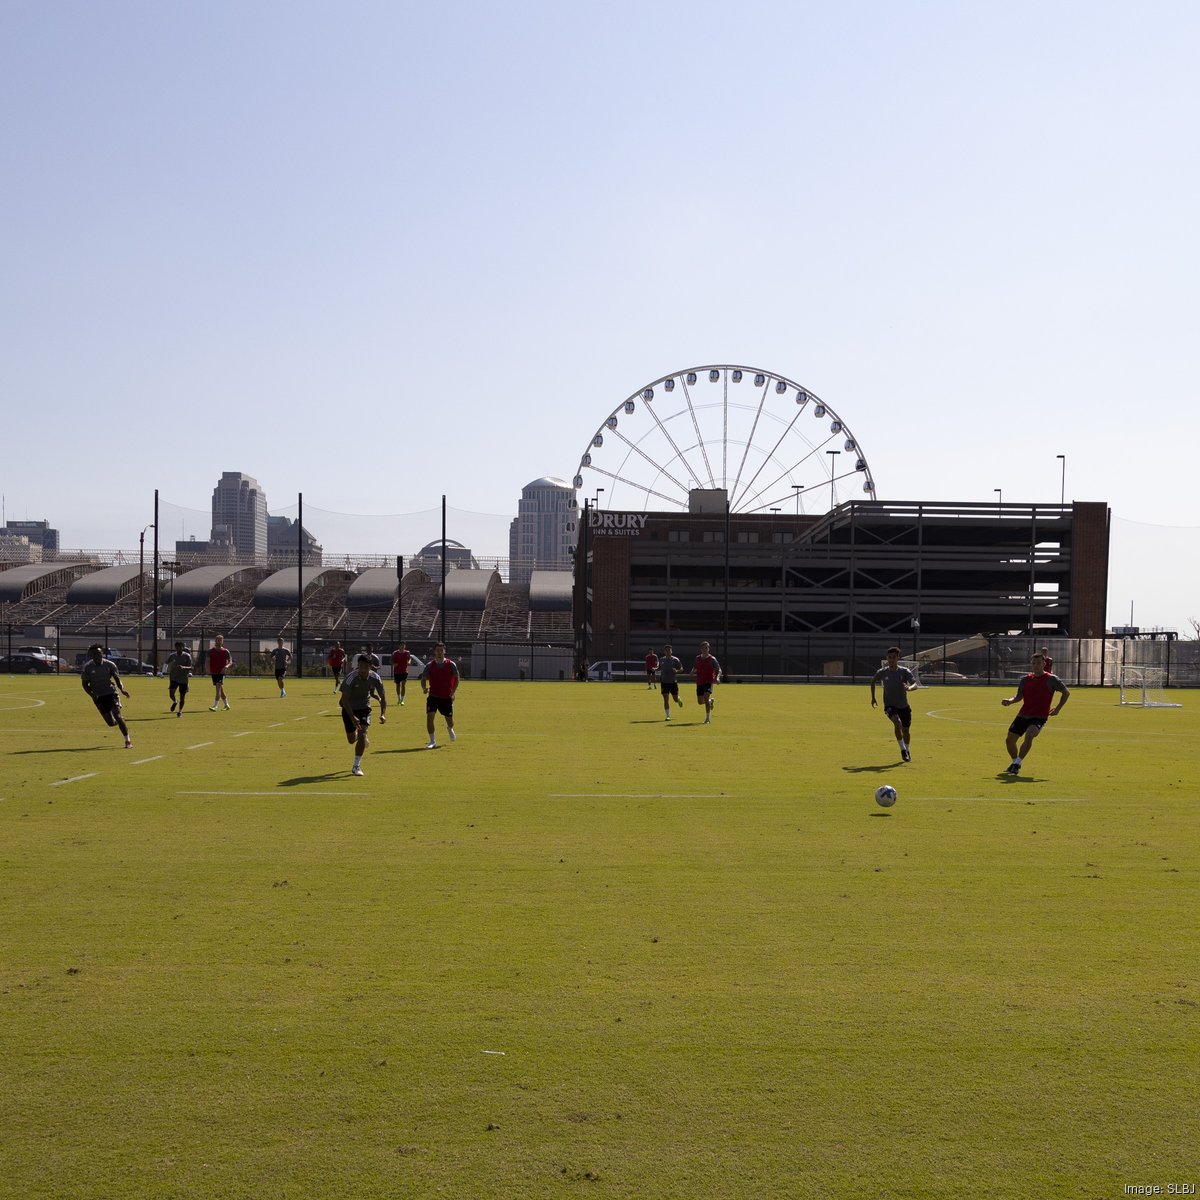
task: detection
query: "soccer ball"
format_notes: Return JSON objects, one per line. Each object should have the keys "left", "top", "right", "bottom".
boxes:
{"left": 875, "top": 785, "right": 898, "bottom": 808}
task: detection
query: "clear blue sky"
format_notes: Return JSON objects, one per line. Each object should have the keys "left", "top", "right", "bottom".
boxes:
{"left": 2, "top": 2, "right": 1197, "bottom": 632}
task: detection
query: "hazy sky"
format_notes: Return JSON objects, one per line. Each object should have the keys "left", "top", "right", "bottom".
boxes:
{"left": 2, "top": 2, "right": 1197, "bottom": 631}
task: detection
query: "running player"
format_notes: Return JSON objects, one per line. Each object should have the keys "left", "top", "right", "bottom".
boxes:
{"left": 658, "top": 643, "right": 684, "bottom": 720}
{"left": 870, "top": 646, "right": 917, "bottom": 761}
{"left": 420, "top": 643, "right": 459, "bottom": 749}
{"left": 693, "top": 641, "right": 722, "bottom": 725}
{"left": 1001, "top": 651, "right": 1070, "bottom": 775}
{"left": 270, "top": 638, "right": 291, "bottom": 698}
{"left": 207, "top": 634, "right": 233, "bottom": 711}
{"left": 165, "top": 640, "right": 192, "bottom": 717}
{"left": 644, "top": 648, "right": 659, "bottom": 690}
{"left": 81, "top": 644, "right": 132, "bottom": 748}
{"left": 327, "top": 641, "right": 346, "bottom": 693}
{"left": 391, "top": 641, "right": 412, "bottom": 704}
{"left": 339, "top": 654, "right": 388, "bottom": 776}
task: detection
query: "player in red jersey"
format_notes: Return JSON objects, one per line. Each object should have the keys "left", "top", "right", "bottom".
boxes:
{"left": 644, "top": 649, "right": 659, "bottom": 690}
{"left": 326, "top": 641, "right": 346, "bottom": 693}
{"left": 1000, "top": 652, "right": 1069, "bottom": 775}
{"left": 207, "top": 634, "right": 233, "bottom": 711}
{"left": 391, "top": 642, "right": 412, "bottom": 704}
{"left": 692, "top": 640, "right": 722, "bottom": 725}
{"left": 1040, "top": 645, "right": 1053, "bottom": 673}
{"left": 420, "top": 643, "right": 460, "bottom": 749}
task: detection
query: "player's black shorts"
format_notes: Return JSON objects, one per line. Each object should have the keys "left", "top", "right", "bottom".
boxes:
{"left": 1008, "top": 715, "right": 1047, "bottom": 736}
{"left": 395, "top": 672, "right": 409, "bottom": 681}
{"left": 211, "top": 674, "right": 225, "bottom": 687}
{"left": 275, "top": 670, "right": 287, "bottom": 684}
{"left": 93, "top": 694, "right": 121, "bottom": 716}
{"left": 661, "top": 681, "right": 679, "bottom": 699}
{"left": 426, "top": 696, "right": 454, "bottom": 717}
{"left": 341, "top": 706, "right": 372, "bottom": 736}
{"left": 696, "top": 683, "right": 714, "bottom": 699}
{"left": 169, "top": 678, "right": 189, "bottom": 696}
{"left": 884, "top": 704, "right": 913, "bottom": 726}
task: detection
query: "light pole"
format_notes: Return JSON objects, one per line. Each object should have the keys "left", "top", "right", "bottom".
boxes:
{"left": 826, "top": 451, "right": 840, "bottom": 511}
{"left": 792, "top": 484, "right": 802, "bottom": 515}
{"left": 1056, "top": 455, "right": 1066, "bottom": 505}
{"left": 994, "top": 488, "right": 1002, "bottom": 518}
{"left": 594, "top": 487, "right": 605, "bottom": 510}
{"left": 162, "top": 560, "right": 180, "bottom": 647}
{"left": 137, "top": 522, "right": 154, "bottom": 667}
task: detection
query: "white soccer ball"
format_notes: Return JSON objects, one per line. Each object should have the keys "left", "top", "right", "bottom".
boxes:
{"left": 875, "top": 785, "right": 898, "bottom": 808}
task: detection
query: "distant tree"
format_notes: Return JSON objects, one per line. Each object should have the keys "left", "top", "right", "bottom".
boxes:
{"left": 1189, "top": 616, "right": 1200, "bottom": 640}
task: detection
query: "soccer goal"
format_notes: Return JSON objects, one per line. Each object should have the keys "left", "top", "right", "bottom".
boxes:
{"left": 1119, "top": 666, "right": 1183, "bottom": 708}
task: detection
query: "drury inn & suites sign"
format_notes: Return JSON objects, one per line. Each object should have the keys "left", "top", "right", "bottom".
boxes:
{"left": 589, "top": 512, "right": 648, "bottom": 536}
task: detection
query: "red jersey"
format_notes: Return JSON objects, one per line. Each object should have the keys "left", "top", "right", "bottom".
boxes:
{"left": 1017, "top": 672, "right": 1062, "bottom": 718}
{"left": 694, "top": 653, "right": 721, "bottom": 687}
{"left": 392, "top": 649, "right": 411, "bottom": 674}
{"left": 645, "top": 652, "right": 659, "bottom": 671}
{"left": 327, "top": 646, "right": 346, "bottom": 669}
{"left": 207, "top": 645, "right": 231, "bottom": 675}
{"left": 424, "top": 658, "right": 459, "bottom": 699}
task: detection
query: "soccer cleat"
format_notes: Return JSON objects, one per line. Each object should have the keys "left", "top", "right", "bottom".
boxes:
{"left": 400, "top": 698, "right": 405, "bottom": 706}
{"left": 223, "top": 703, "right": 231, "bottom": 710}
{"left": 426, "top": 740, "right": 436, "bottom": 749}
{"left": 170, "top": 700, "right": 177, "bottom": 712}
{"left": 665, "top": 712, "right": 670, "bottom": 721}
{"left": 901, "top": 745, "right": 911, "bottom": 762}
{"left": 352, "top": 765, "right": 364, "bottom": 776}
{"left": 675, "top": 695, "right": 683, "bottom": 707}
{"left": 704, "top": 715, "right": 711, "bottom": 725}
{"left": 124, "top": 736, "right": 132, "bottom": 749}
{"left": 449, "top": 729, "right": 456, "bottom": 743}
{"left": 1007, "top": 761, "right": 1021, "bottom": 775}
{"left": 280, "top": 689, "right": 286, "bottom": 698}
{"left": 209, "top": 704, "right": 218, "bottom": 711}
{"left": 177, "top": 710, "right": 182, "bottom": 718}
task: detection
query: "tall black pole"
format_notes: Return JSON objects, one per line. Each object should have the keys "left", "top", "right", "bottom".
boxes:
{"left": 396, "top": 555, "right": 403, "bottom": 645}
{"left": 440, "top": 495, "right": 447, "bottom": 646}
{"left": 152, "top": 489, "right": 160, "bottom": 671}
{"left": 296, "top": 492, "right": 304, "bottom": 677}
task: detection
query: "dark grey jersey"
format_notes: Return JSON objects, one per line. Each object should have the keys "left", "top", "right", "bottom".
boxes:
{"left": 340, "top": 670, "right": 385, "bottom": 711}
{"left": 81, "top": 658, "right": 121, "bottom": 697}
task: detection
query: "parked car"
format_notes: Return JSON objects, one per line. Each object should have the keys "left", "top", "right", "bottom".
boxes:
{"left": 108, "top": 656, "right": 157, "bottom": 676}
{"left": 16, "top": 646, "right": 63, "bottom": 670}
{"left": 0, "top": 653, "right": 58, "bottom": 674}
{"left": 587, "top": 659, "right": 651, "bottom": 681}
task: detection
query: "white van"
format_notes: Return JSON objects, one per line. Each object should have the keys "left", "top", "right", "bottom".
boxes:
{"left": 587, "top": 659, "right": 648, "bottom": 681}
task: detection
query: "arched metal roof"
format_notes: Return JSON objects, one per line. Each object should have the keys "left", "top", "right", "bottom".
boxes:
{"left": 0, "top": 563, "right": 94, "bottom": 603}
{"left": 444, "top": 568, "right": 499, "bottom": 611}
{"left": 158, "top": 565, "right": 271, "bottom": 606}
{"left": 529, "top": 569, "right": 574, "bottom": 611}
{"left": 66, "top": 565, "right": 146, "bottom": 604}
{"left": 253, "top": 567, "right": 356, "bottom": 608}
{"left": 346, "top": 566, "right": 430, "bottom": 610}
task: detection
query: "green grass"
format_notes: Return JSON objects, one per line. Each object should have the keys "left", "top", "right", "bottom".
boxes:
{"left": 1, "top": 674, "right": 1196, "bottom": 1198}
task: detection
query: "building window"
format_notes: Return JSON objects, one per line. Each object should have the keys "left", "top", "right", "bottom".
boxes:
{"left": 702, "top": 531, "right": 725, "bottom": 543}
{"left": 736, "top": 532, "right": 759, "bottom": 544}
{"left": 668, "top": 530, "right": 690, "bottom": 543}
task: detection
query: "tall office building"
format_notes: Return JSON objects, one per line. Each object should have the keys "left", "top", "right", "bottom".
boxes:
{"left": 508, "top": 477, "right": 578, "bottom": 585}
{"left": 211, "top": 472, "right": 268, "bottom": 561}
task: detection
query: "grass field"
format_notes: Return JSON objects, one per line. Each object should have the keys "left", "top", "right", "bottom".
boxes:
{"left": 1, "top": 673, "right": 1196, "bottom": 1199}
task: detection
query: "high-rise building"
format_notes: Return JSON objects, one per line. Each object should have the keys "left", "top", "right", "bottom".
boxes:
{"left": 211, "top": 472, "right": 268, "bottom": 561}
{"left": 3, "top": 519, "right": 59, "bottom": 552}
{"left": 508, "top": 477, "right": 578, "bottom": 585}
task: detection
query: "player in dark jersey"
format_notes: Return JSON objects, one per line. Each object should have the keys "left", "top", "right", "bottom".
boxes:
{"left": 871, "top": 646, "right": 917, "bottom": 761}
{"left": 420, "top": 643, "right": 460, "bottom": 749}
{"left": 658, "top": 644, "right": 684, "bottom": 720}
{"left": 81, "top": 644, "right": 132, "bottom": 748}
{"left": 1001, "top": 652, "right": 1070, "bottom": 775}
{"left": 165, "top": 640, "right": 192, "bottom": 717}
{"left": 270, "top": 638, "right": 291, "bottom": 698}
{"left": 339, "top": 654, "right": 388, "bottom": 776}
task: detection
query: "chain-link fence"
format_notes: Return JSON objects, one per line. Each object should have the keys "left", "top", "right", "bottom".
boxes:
{"left": 3, "top": 624, "right": 1195, "bottom": 689}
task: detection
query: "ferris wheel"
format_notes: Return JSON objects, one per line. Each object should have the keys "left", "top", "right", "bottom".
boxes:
{"left": 573, "top": 365, "right": 877, "bottom": 513}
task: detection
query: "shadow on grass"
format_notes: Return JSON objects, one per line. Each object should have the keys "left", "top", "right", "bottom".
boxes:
{"left": 997, "top": 773, "right": 1037, "bottom": 783}
{"left": 279, "top": 772, "right": 349, "bottom": 786}
{"left": 375, "top": 746, "right": 443, "bottom": 755}
{"left": 12, "top": 746, "right": 105, "bottom": 755}
{"left": 842, "top": 763, "right": 902, "bottom": 774}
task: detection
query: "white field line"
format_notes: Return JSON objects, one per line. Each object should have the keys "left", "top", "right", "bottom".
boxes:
{"left": 908, "top": 795, "right": 1089, "bottom": 803}
{"left": 924, "top": 707, "right": 1186, "bottom": 736}
{"left": 186, "top": 742, "right": 213, "bottom": 750}
{"left": 50, "top": 773, "right": 98, "bottom": 787}
{"left": 0, "top": 697, "right": 47, "bottom": 711}
{"left": 231, "top": 731, "right": 252, "bottom": 738}
{"left": 131, "top": 755, "right": 164, "bottom": 766}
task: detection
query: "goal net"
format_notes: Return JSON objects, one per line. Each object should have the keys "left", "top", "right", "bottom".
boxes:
{"left": 1119, "top": 666, "right": 1183, "bottom": 708}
